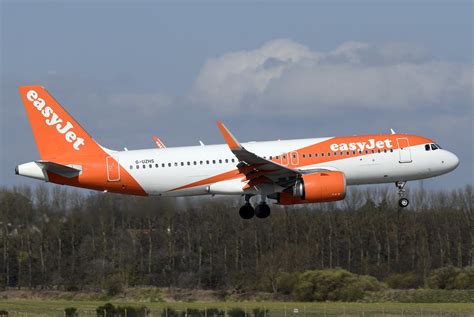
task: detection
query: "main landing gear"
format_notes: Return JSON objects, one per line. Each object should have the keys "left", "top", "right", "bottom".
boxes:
{"left": 239, "top": 195, "right": 271, "bottom": 219}
{"left": 396, "top": 181, "right": 409, "bottom": 208}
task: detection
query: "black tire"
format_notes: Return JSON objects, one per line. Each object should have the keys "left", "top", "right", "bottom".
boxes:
{"left": 239, "top": 203, "right": 255, "bottom": 219}
{"left": 398, "top": 198, "right": 409, "bottom": 208}
{"left": 255, "top": 203, "right": 271, "bottom": 219}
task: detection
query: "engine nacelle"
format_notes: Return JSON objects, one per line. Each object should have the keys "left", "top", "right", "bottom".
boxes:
{"left": 278, "top": 171, "right": 346, "bottom": 205}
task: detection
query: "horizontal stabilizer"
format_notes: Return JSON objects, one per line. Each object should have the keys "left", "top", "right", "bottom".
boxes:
{"left": 36, "top": 161, "right": 82, "bottom": 178}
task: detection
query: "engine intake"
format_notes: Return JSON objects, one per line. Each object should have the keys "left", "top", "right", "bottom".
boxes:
{"left": 279, "top": 171, "right": 346, "bottom": 205}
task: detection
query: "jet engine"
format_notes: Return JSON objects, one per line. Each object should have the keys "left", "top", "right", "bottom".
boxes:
{"left": 278, "top": 171, "right": 346, "bottom": 205}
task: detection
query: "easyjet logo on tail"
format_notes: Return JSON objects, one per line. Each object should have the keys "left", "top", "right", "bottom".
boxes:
{"left": 26, "top": 90, "right": 85, "bottom": 151}
{"left": 330, "top": 139, "right": 392, "bottom": 152}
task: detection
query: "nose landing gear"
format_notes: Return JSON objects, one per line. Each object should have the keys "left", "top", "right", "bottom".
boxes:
{"left": 396, "top": 181, "right": 409, "bottom": 208}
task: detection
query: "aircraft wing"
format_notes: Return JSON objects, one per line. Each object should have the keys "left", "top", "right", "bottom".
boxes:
{"left": 217, "top": 121, "right": 301, "bottom": 189}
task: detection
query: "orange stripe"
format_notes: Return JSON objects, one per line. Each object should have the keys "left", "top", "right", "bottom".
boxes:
{"left": 272, "top": 134, "right": 432, "bottom": 168}
{"left": 170, "top": 169, "right": 243, "bottom": 191}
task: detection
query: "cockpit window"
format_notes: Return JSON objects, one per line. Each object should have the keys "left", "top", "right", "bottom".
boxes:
{"left": 431, "top": 144, "right": 438, "bottom": 150}
{"left": 425, "top": 144, "right": 430, "bottom": 151}
{"left": 436, "top": 144, "right": 442, "bottom": 149}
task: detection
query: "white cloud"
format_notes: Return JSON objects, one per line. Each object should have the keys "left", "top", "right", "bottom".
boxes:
{"left": 190, "top": 39, "right": 472, "bottom": 116}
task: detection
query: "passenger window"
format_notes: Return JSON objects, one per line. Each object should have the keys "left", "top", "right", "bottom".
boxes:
{"left": 174, "top": 162, "right": 178, "bottom": 166}
{"left": 219, "top": 159, "right": 222, "bottom": 163}
{"left": 371, "top": 150, "right": 375, "bottom": 153}
{"left": 231, "top": 159, "right": 235, "bottom": 162}
{"left": 315, "top": 153, "right": 318, "bottom": 157}
{"left": 200, "top": 161, "right": 203, "bottom": 165}
{"left": 334, "top": 152, "right": 337, "bottom": 156}
{"left": 358, "top": 150, "right": 362, "bottom": 154}
{"left": 328, "top": 152, "right": 331, "bottom": 157}
{"left": 365, "top": 150, "right": 368, "bottom": 154}
{"left": 321, "top": 153, "right": 325, "bottom": 157}
{"left": 143, "top": 165, "right": 146, "bottom": 169}
{"left": 292, "top": 154, "right": 296, "bottom": 159}
{"left": 302, "top": 154, "right": 306, "bottom": 158}
{"left": 378, "top": 149, "right": 381, "bottom": 153}
{"left": 383, "top": 149, "right": 387, "bottom": 153}
{"left": 149, "top": 164, "right": 152, "bottom": 168}
{"left": 276, "top": 156, "right": 279, "bottom": 159}
{"left": 168, "top": 163, "right": 171, "bottom": 167}
{"left": 225, "top": 159, "right": 228, "bottom": 163}
{"left": 155, "top": 163, "right": 159, "bottom": 168}
{"left": 194, "top": 161, "right": 197, "bottom": 165}
{"left": 162, "top": 163, "right": 165, "bottom": 167}
{"left": 212, "top": 160, "right": 216, "bottom": 164}
{"left": 347, "top": 151, "right": 350, "bottom": 156}
{"left": 181, "top": 162, "right": 184, "bottom": 166}
{"left": 187, "top": 162, "right": 191, "bottom": 166}
{"left": 308, "top": 154, "right": 312, "bottom": 158}
{"left": 206, "top": 160, "right": 209, "bottom": 164}
{"left": 136, "top": 165, "right": 139, "bottom": 169}
{"left": 130, "top": 165, "right": 133, "bottom": 170}
{"left": 390, "top": 149, "right": 393, "bottom": 152}
{"left": 269, "top": 156, "right": 273, "bottom": 160}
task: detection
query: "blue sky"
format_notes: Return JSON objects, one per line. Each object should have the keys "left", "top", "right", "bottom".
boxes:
{"left": 1, "top": 0, "right": 472, "bottom": 190}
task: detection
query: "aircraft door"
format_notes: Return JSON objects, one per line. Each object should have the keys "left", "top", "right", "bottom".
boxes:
{"left": 396, "top": 138, "right": 412, "bottom": 163}
{"left": 106, "top": 156, "right": 121, "bottom": 182}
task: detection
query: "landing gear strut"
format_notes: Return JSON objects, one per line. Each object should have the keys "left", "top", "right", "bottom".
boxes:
{"left": 396, "top": 181, "right": 409, "bottom": 208}
{"left": 239, "top": 194, "right": 255, "bottom": 219}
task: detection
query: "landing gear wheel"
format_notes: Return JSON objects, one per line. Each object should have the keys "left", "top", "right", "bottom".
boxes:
{"left": 395, "top": 181, "right": 408, "bottom": 208}
{"left": 255, "top": 203, "right": 271, "bottom": 219}
{"left": 398, "top": 198, "right": 409, "bottom": 208}
{"left": 239, "top": 203, "right": 255, "bottom": 219}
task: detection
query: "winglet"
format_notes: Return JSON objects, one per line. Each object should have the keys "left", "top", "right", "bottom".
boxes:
{"left": 153, "top": 135, "right": 166, "bottom": 149}
{"left": 217, "top": 121, "right": 242, "bottom": 150}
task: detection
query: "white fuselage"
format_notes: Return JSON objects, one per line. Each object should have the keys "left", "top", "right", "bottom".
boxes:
{"left": 113, "top": 137, "right": 459, "bottom": 197}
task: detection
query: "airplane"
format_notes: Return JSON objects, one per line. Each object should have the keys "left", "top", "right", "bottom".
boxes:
{"left": 15, "top": 86, "right": 460, "bottom": 219}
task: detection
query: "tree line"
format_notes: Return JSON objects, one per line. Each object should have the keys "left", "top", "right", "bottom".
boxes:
{"left": 0, "top": 184, "right": 472, "bottom": 292}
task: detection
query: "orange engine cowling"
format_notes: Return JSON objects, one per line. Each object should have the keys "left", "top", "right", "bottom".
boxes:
{"left": 278, "top": 171, "right": 346, "bottom": 205}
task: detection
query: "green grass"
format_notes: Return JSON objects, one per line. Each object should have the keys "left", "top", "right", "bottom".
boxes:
{"left": 0, "top": 300, "right": 472, "bottom": 315}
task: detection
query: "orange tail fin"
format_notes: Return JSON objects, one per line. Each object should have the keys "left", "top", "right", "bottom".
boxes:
{"left": 19, "top": 86, "right": 103, "bottom": 160}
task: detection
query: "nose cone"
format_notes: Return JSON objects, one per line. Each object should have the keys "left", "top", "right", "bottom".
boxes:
{"left": 445, "top": 151, "right": 460, "bottom": 172}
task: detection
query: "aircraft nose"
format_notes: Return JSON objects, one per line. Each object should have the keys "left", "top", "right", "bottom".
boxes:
{"left": 444, "top": 151, "right": 459, "bottom": 171}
